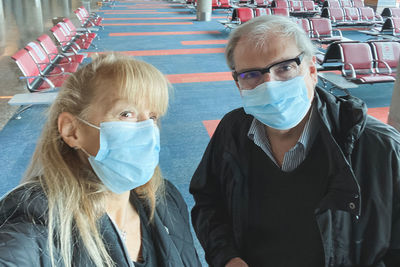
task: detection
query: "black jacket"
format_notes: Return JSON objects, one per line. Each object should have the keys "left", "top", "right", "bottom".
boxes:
{"left": 0, "top": 180, "right": 201, "bottom": 267}
{"left": 190, "top": 87, "right": 400, "bottom": 267}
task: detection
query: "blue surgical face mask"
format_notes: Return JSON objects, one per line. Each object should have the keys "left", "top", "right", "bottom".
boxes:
{"left": 240, "top": 75, "right": 311, "bottom": 130}
{"left": 78, "top": 119, "right": 160, "bottom": 194}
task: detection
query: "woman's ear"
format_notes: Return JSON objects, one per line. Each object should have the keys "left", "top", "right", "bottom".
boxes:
{"left": 58, "top": 112, "right": 80, "bottom": 149}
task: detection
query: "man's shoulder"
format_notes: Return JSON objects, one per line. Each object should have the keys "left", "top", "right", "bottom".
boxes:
{"left": 363, "top": 115, "right": 400, "bottom": 148}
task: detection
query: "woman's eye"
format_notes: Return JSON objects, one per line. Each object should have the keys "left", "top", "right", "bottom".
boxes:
{"left": 150, "top": 114, "right": 158, "bottom": 121}
{"left": 120, "top": 111, "right": 135, "bottom": 118}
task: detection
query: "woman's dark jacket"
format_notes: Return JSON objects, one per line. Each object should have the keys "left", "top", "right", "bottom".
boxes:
{"left": 190, "top": 87, "right": 400, "bottom": 267}
{"left": 0, "top": 180, "right": 201, "bottom": 266}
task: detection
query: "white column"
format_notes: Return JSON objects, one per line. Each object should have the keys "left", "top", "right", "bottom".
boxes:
{"left": 197, "top": 0, "right": 212, "bottom": 21}
{"left": 388, "top": 60, "right": 400, "bottom": 131}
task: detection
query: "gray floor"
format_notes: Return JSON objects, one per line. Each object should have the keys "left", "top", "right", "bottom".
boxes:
{"left": 0, "top": 0, "right": 95, "bottom": 130}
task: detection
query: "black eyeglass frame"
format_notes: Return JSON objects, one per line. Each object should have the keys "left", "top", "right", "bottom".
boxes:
{"left": 232, "top": 52, "right": 305, "bottom": 82}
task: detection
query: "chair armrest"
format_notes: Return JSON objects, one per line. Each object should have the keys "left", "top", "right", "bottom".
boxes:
{"left": 342, "top": 62, "right": 356, "bottom": 79}
{"left": 375, "top": 59, "right": 392, "bottom": 74}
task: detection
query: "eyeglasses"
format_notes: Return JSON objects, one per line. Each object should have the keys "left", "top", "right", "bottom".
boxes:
{"left": 232, "top": 52, "right": 305, "bottom": 90}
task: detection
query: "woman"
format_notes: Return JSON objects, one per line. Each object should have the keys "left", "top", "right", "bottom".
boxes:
{"left": 0, "top": 53, "right": 201, "bottom": 267}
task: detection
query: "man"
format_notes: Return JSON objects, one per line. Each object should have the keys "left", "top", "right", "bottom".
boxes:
{"left": 189, "top": 15, "right": 400, "bottom": 267}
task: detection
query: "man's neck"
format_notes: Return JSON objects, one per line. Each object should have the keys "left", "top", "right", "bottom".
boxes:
{"left": 264, "top": 110, "right": 311, "bottom": 166}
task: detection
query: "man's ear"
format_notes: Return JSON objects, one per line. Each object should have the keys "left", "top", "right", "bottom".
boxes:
{"left": 309, "top": 56, "right": 318, "bottom": 84}
{"left": 58, "top": 112, "right": 80, "bottom": 149}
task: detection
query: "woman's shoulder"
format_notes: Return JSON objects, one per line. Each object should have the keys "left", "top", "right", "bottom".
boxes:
{"left": 0, "top": 182, "right": 50, "bottom": 266}
{"left": 0, "top": 182, "right": 48, "bottom": 227}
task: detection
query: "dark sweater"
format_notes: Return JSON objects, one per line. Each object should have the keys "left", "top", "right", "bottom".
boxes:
{"left": 243, "top": 133, "right": 328, "bottom": 267}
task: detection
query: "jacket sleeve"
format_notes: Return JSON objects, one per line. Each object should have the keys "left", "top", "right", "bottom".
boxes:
{"left": 382, "top": 145, "right": 400, "bottom": 267}
{"left": 189, "top": 124, "right": 241, "bottom": 267}
{"left": 0, "top": 222, "right": 50, "bottom": 266}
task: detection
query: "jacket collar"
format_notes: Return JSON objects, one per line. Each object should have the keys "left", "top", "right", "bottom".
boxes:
{"left": 313, "top": 87, "right": 367, "bottom": 217}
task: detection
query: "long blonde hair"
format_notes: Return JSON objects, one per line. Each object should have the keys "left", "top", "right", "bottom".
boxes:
{"left": 23, "top": 53, "right": 170, "bottom": 267}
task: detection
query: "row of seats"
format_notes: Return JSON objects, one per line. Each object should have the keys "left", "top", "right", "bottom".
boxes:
{"left": 271, "top": 0, "right": 319, "bottom": 13}
{"left": 219, "top": 6, "right": 291, "bottom": 28}
{"left": 296, "top": 17, "right": 343, "bottom": 43}
{"left": 319, "top": 41, "right": 400, "bottom": 83}
{"left": 321, "top": 7, "right": 383, "bottom": 25}
{"left": 11, "top": 6, "right": 102, "bottom": 94}
{"left": 322, "top": 0, "right": 365, "bottom": 8}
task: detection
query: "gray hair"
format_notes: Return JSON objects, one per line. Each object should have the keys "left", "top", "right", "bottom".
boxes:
{"left": 225, "top": 15, "right": 317, "bottom": 70}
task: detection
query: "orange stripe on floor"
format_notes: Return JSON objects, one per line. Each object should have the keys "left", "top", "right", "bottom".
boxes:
{"left": 0, "top": 96, "right": 12, "bottom": 99}
{"left": 102, "top": 22, "right": 193, "bottom": 26}
{"left": 89, "top": 48, "right": 224, "bottom": 56}
{"left": 181, "top": 40, "right": 228, "bottom": 45}
{"left": 100, "top": 9, "right": 158, "bottom": 11}
{"left": 203, "top": 120, "right": 221, "bottom": 137}
{"left": 103, "top": 16, "right": 227, "bottom": 20}
{"left": 103, "top": 11, "right": 190, "bottom": 14}
{"left": 109, "top": 31, "right": 221, "bottom": 36}
{"left": 367, "top": 106, "right": 389, "bottom": 124}
{"left": 166, "top": 72, "right": 232, "bottom": 84}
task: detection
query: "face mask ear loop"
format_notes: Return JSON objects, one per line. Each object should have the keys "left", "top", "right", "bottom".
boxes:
{"left": 76, "top": 117, "right": 101, "bottom": 130}
{"left": 79, "top": 146, "right": 93, "bottom": 158}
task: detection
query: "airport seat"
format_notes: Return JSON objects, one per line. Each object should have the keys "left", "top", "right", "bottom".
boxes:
{"left": 370, "top": 41, "right": 400, "bottom": 77}
{"left": 343, "top": 7, "right": 360, "bottom": 22}
{"left": 381, "top": 7, "right": 400, "bottom": 18}
{"left": 253, "top": 0, "right": 269, "bottom": 7}
{"left": 25, "top": 41, "right": 79, "bottom": 75}
{"left": 322, "top": 7, "right": 347, "bottom": 25}
{"left": 323, "top": 0, "right": 341, "bottom": 8}
{"left": 272, "top": 0, "right": 290, "bottom": 8}
{"left": 381, "top": 17, "right": 400, "bottom": 36}
{"left": 36, "top": 34, "right": 85, "bottom": 65}
{"left": 219, "top": 0, "right": 233, "bottom": 8}
{"left": 74, "top": 7, "right": 103, "bottom": 29}
{"left": 289, "top": 1, "right": 304, "bottom": 12}
{"left": 358, "top": 7, "right": 383, "bottom": 24}
{"left": 272, "top": 7, "right": 290, "bottom": 16}
{"left": 296, "top": 18, "right": 313, "bottom": 38}
{"left": 309, "top": 18, "right": 343, "bottom": 43}
{"left": 302, "top": 1, "right": 318, "bottom": 12}
{"left": 338, "top": 42, "right": 395, "bottom": 83}
{"left": 352, "top": 0, "right": 364, "bottom": 7}
{"left": 339, "top": 0, "right": 352, "bottom": 7}
{"left": 11, "top": 48, "right": 68, "bottom": 92}
{"left": 233, "top": 7, "right": 255, "bottom": 23}
{"left": 254, "top": 7, "right": 272, "bottom": 16}
{"left": 62, "top": 18, "right": 98, "bottom": 40}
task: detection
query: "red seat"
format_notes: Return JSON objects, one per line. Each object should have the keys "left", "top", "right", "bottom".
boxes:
{"left": 352, "top": 0, "right": 364, "bottom": 7}
{"left": 272, "top": 7, "right": 290, "bottom": 16}
{"left": 289, "top": 1, "right": 303, "bottom": 12}
{"left": 36, "top": 34, "right": 85, "bottom": 65}
{"left": 339, "top": 42, "right": 395, "bottom": 83}
{"left": 212, "top": 0, "right": 220, "bottom": 8}
{"left": 57, "top": 22, "right": 95, "bottom": 49}
{"left": 254, "top": 8, "right": 272, "bottom": 16}
{"left": 358, "top": 7, "right": 382, "bottom": 24}
{"left": 62, "top": 18, "right": 97, "bottom": 40}
{"left": 309, "top": 18, "right": 343, "bottom": 43}
{"left": 74, "top": 7, "right": 103, "bottom": 29}
{"left": 296, "top": 18, "right": 312, "bottom": 38}
{"left": 11, "top": 48, "right": 69, "bottom": 92}
{"left": 302, "top": 1, "right": 317, "bottom": 11}
{"left": 339, "top": 0, "right": 352, "bottom": 7}
{"left": 323, "top": 0, "right": 341, "bottom": 8}
{"left": 371, "top": 41, "right": 400, "bottom": 77}
{"left": 254, "top": 0, "right": 269, "bottom": 7}
{"left": 219, "top": 0, "right": 232, "bottom": 8}
{"left": 233, "top": 8, "right": 254, "bottom": 24}
{"left": 25, "top": 41, "right": 79, "bottom": 75}
{"left": 322, "top": 7, "right": 346, "bottom": 24}
{"left": 343, "top": 7, "right": 360, "bottom": 22}
{"left": 272, "top": 0, "right": 289, "bottom": 8}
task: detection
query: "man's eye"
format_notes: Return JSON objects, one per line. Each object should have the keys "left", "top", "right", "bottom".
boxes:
{"left": 275, "top": 62, "right": 296, "bottom": 73}
{"left": 120, "top": 111, "right": 135, "bottom": 118}
{"left": 240, "top": 71, "right": 261, "bottom": 80}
